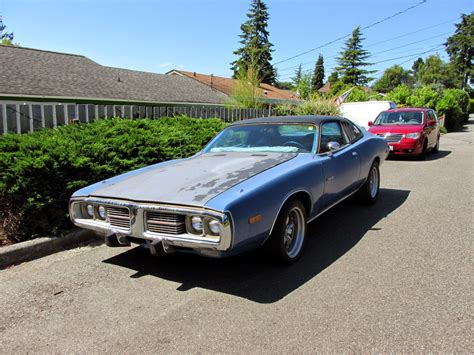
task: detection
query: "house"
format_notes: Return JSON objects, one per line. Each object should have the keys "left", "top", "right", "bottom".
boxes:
{"left": 167, "top": 70, "right": 299, "bottom": 105}
{"left": 318, "top": 82, "right": 331, "bottom": 94}
{"left": 0, "top": 45, "right": 229, "bottom": 133}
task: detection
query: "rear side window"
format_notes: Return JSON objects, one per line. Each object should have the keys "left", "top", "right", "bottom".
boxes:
{"left": 319, "top": 121, "right": 346, "bottom": 153}
{"left": 341, "top": 121, "right": 363, "bottom": 143}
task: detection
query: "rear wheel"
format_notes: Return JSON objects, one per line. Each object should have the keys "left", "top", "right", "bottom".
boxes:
{"left": 355, "top": 161, "right": 380, "bottom": 205}
{"left": 266, "top": 200, "right": 307, "bottom": 264}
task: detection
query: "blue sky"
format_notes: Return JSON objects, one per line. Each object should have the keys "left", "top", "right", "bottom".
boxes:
{"left": 1, "top": 0, "right": 472, "bottom": 83}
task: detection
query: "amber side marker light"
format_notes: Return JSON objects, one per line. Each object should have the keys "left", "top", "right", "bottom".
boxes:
{"left": 248, "top": 214, "right": 263, "bottom": 225}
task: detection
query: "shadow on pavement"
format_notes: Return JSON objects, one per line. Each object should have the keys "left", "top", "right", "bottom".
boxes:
{"left": 103, "top": 188, "right": 410, "bottom": 303}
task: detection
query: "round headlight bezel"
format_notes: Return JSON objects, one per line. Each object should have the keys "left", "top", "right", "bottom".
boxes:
{"left": 190, "top": 216, "right": 203, "bottom": 233}
{"left": 98, "top": 205, "right": 107, "bottom": 220}
{"left": 86, "top": 204, "right": 95, "bottom": 218}
{"left": 207, "top": 219, "right": 221, "bottom": 236}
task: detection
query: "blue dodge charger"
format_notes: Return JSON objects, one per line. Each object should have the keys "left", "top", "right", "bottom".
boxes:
{"left": 70, "top": 116, "right": 389, "bottom": 264}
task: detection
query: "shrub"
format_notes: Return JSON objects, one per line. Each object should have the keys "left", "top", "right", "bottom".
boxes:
{"left": 406, "top": 86, "right": 440, "bottom": 109}
{"left": 296, "top": 98, "right": 341, "bottom": 116}
{"left": 386, "top": 84, "right": 412, "bottom": 106}
{"left": 0, "top": 117, "right": 227, "bottom": 243}
{"left": 345, "top": 87, "right": 370, "bottom": 102}
{"left": 436, "top": 90, "right": 468, "bottom": 131}
{"left": 469, "top": 98, "right": 474, "bottom": 114}
{"left": 273, "top": 98, "right": 341, "bottom": 117}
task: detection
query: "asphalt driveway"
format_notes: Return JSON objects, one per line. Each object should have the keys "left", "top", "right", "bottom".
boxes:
{"left": 1, "top": 120, "right": 472, "bottom": 353}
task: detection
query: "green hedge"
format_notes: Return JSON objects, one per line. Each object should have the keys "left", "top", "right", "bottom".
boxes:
{"left": 273, "top": 98, "right": 341, "bottom": 116}
{"left": 0, "top": 117, "right": 227, "bottom": 243}
{"left": 436, "top": 89, "right": 470, "bottom": 131}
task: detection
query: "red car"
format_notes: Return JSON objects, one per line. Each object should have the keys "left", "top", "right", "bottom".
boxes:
{"left": 368, "top": 108, "right": 440, "bottom": 159}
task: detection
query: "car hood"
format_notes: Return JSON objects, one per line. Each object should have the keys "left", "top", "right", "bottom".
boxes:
{"left": 77, "top": 152, "right": 297, "bottom": 206}
{"left": 369, "top": 125, "right": 423, "bottom": 135}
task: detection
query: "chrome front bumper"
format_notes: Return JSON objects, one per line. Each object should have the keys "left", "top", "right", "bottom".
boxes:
{"left": 69, "top": 197, "right": 233, "bottom": 252}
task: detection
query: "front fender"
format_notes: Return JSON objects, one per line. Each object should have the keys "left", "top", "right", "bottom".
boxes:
{"left": 206, "top": 155, "right": 324, "bottom": 251}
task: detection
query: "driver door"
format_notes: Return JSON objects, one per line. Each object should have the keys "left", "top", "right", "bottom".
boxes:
{"left": 317, "top": 121, "right": 361, "bottom": 211}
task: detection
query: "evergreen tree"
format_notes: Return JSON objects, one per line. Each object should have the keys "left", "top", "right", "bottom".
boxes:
{"left": 292, "top": 64, "right": 302, "bottom": 87}
{"left": 336, "top": 27, "right": 374, "bottom": 86}
{"left": 231, "top": 0, "right": 276, "bottom": 84}
{"left": 311, "top": 54, "right": 325, "bottom": 91}
{"left": 412, "top": 57, "right": 424, "bottom": 74}
{"left": 0, "top": 15, "right": 14, "bottom": 45}
{"left": 327, "top": 71, "right": 339, "bottom": 83}
{"left": 445, "top": 13, "right": 473, "bottom": 89}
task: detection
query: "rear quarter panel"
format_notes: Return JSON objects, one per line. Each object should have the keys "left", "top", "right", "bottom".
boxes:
{"left": 357, "top": 130, "right": 389, "bottom": 178}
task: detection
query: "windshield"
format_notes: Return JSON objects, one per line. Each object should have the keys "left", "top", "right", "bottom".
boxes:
{"left": 374, "top": 111, "right": 424, "bottom": 125}
{"left": 205, "top": 124, "right": 316, "bottom": 153}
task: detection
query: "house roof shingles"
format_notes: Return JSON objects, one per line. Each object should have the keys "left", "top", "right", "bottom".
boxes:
{"left": 168, "top": 70, "right": 298, "bottom": 102}
{"left": 0, "top": 45, "right": 227, "bottom": 105}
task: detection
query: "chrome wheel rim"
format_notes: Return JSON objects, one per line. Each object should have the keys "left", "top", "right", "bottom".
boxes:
{"left": 283, "top": 207, "right": 305, "bottom": 258}
{"left": 369, "top": 166, "right": 379, "bottom": 199}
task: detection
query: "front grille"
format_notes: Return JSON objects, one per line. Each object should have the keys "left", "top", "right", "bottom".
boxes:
{"left": 106, "top": 206, "right": 131, "bottom": 230}
{"left": 377, "top": 133, "right": 404, "bottom": 142}
{"left": 146, "top": 211, "right": 186, "bottom": 235}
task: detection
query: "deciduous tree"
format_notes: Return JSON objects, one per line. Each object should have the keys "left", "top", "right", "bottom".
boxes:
{"left": 373, "top": 65, "right": 412, "bottom": 93}
{"left": 445, "top": 13, "right": 473, "bottom": 89}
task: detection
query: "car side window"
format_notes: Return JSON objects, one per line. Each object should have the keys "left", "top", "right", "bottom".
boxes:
{"left": 341, "top": 121, "right": 363, "bottom": 143}
{"left": 319, "top": 122, "right": 346, "bottom": 153}
{"left": 428, "top": 110, "right": 438, "bottom": 123}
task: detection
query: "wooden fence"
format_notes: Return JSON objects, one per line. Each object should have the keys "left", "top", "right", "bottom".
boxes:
{"left": 0, "top": 102, "right": 272, "bottom": 134}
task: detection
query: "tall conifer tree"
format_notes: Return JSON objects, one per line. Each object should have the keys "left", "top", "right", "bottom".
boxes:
{"left": 231, "top": 0, "right": 276, "bottom": 84}
{"left": 336, "top": 27, "right": 374, "bottom": 86}
{"left": 312, "top": 55, "right": 325, "bottom": 91}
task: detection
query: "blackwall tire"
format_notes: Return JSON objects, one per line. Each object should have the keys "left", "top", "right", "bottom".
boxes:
{"left": 355, "top": 161, "right": 380, "bottom": 206}
{"left": 266, "top": 200, "right": 307, "bottom": 264}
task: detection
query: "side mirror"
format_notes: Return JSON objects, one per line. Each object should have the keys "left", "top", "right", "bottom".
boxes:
{"left": 327, "top": 141, "right": 341, "bottom": 152}
{"left": 368, "top": 121, "right": 374, "bottom": 127}
{"left": 427, "top": 120, "right": 436, "bottom": 127}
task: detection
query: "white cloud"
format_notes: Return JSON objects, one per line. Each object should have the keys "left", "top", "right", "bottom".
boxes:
{"left": 158, "top": 61, "right": 173, "bottom": 68}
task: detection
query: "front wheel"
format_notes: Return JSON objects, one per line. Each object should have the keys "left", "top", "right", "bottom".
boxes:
{"left": 432, "top": 136, "right": 440, "bottom": 153}
{"left": 418, "top": 140, "right": 428, "bottom": 160}
{"left": 266, "top": 200, "right": 307, "bottom": 264}
{"left": 355, "top": 161, "right": 380, "bottom": 205}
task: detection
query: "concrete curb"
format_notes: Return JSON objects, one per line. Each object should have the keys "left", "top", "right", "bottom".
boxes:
{"left": 0, "top": 229, "right": 100, "bottom": 269}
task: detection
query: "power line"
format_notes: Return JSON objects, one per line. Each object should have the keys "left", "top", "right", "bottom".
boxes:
{"left": 370, "top": 32, "right": 452, "bottom": 57}
{"left": 373, "top": 44, "right": 444, "bottom": 64}
{"left": 370, "top": 44, "right": 446, "bottom": 78}
{"left": 278, "top": 43, "right": 445, "bottom": 80}
{"left": 272, "top": 0, "right": 428, "bottom": 66}
{"left": 365, "top": 16, "right": 459, "bottom": 48}
{"left": 277, "top": 32, "right": 451, "bottom": 76}
{"left": 276, "top": 17, "right": 459, "bottom": 73}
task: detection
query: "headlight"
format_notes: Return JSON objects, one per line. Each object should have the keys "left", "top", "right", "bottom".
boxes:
{"left": 86, "top": 204, "right": 95, "bottom": 217}
{"left": 207, "top": 219, "right": 220, "bottom": 235}
{"left": 98, "top": 205, "right": 107, "bottom": 220}
{"left": 191, "top": 216, "right": 203, "bottom": 233}
{"left": 406, "top": 132, "right": 421, "bottom": 139}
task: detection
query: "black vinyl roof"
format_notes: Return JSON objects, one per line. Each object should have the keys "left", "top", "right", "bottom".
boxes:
{"left": 229, "top": 115, "right": 343, "bottom": 126}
